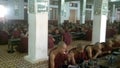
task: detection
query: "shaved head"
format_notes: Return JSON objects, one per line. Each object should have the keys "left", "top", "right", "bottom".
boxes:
{"left": 94, "top": 42, "right": 102, "bottom": 49}
{"left": 57, "top": 41, "right": 67, "bottom": 53}
{"left": 57, "top": 41, "right": 66, "bottom": 47}
{"left": 77, "top": 43, "right": 85, "bottom": 49}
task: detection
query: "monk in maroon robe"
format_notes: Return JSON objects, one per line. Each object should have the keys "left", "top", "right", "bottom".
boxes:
{"left": 85, "top": 42, "right": 103, "bottom": 59}
{"left": 100, "top": 40, "right": 113, "bottom": 57}
{"left": 0, "top": 30, "right": 8, "bottom": 44}
{"left": 49, "top": 41, "right": 68, "bottom": 68}
{"left": 12, "top": 28, "right": 21, "bottom": 38}
{"left": 16, "top": 37, "right": 28, "bottom": 53}
{"left": 62, "top": 29, "right": 72, "bottom": 46}
{"left": 112, "top": 36, "right": 120, "bottom": 48}
{"left": 68, "top": 44, "right": 88, "bottom": 65}
{"left": 113, "top": 41, "right": 120, "bottom": 48}
{"left": 48, "top": 34, "right": 55, "bottom": 49}
{"left": 86, "top": 29, "right": 92, "bottom": 41}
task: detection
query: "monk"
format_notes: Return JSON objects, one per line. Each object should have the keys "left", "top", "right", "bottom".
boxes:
{"left": 48, "top": 34, "right": 55, "bottom": 49}
{"left": 62, "top": 28, "right": 72, "bottom": 46}
{"left": 85, "top": 42, "right": 103, "bottom": 59}
{"left": 12, "top": 28, "right": 21, "bottom": 39}
{"left": 68, "top": 44, "right": 87, "bottom": 65}
{"left": 100, "top": 39, "right": 113, "bottom": 56}
{"left": 112, "top": 35, "right": 120, "bottom": 48}
{"left": 48, "top": 29, "right": 55, "bottom": 49}
{"left": 49, "top": 41, "right": 68, "bottom": 68}
{"left": 52, "top": 28, "right": 62, "bottom": 45}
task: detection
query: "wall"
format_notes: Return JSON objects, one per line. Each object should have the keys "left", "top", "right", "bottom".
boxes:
{"left": 0, "top": 0, "right": 24, "bottom": 20}
{"left": 49, "top": 2, "right": 70, "bottom": 21}
{"left": 49, "top": 1, "right": 94, "bottom": 22}
{"left": 116, "top": 8, "right": 120, "bottom": 22}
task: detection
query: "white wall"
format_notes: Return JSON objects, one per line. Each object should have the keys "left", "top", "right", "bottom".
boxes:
{"left": 49, "top": 2, "right": 70, "bottom": 20}
{"left": 0, "top": 0, "right": 24, "bottom": 20}
{"left": 49, "top": 1, "right": 94, "bottom": 21}
{"left": 116, "top": 8, "right": 120, "bottom": 22}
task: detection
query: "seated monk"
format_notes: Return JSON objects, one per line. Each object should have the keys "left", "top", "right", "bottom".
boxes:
{"left": 85, "top": 29, "right": 92, "bottom": 41}
{"left": 12, "top": 28, "right": 21, "bottom": 39}
{"left": 112, "top": 36, "right": 120, "bottom": 48}
{"left": 52, "top": 28, "right": 62, "bottom": 45}
{"left": 100, "top": 39, "right": 113, "bottom": 56}
{"left": 48, "top": 34, "right": 55, "bottom": 49}
{"left": 16, "top": 37, "right": 28, "bottom": 53}
{"left": 67, "top": 44, "right": 88, "bottom": 65}
{"left": 49, "top": 41, "right": 68, "bottom": 68}
{"left": 85, "top": 42, "right": 103, "bottom": 59}
{"left": 0, "top": 30, "right": 8, "bottom": 44}
{"left": 62, "top": 28, "right": 72, "bottom": 46}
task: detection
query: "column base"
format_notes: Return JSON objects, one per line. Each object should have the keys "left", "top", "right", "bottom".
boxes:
{"left": 24, "top": 56, "right": 48, "bottom": 64}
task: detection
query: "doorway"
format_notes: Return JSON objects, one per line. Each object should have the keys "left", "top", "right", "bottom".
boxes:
{"left": 69, "top": 9, "right": 76, "bottom": 23}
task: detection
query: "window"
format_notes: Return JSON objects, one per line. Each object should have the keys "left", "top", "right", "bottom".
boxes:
{"left": 50, "top": 1, "right": 58, "bottom": 5}
{"left": 86, "top": 5, "right": 92, "bottom": 9}
{"left": 69, "top": 3, "right": 78, "bottom": 7}
{"left": 117, "top": 9, "right": 120, "bottom": 11}
{"left": 49, "top": 8, "right": 58, "bottom": 20}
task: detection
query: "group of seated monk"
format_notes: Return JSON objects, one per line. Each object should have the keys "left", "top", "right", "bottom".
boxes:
{"left": 48, "top": 26, "right": 72, "bottom": 49}
{"left": 48, "top": 21, "right": 120, "bottom": 51}
{"left": 49, "top": 35, "right": 120, "bottom": 68}
{"left": 8, "top": 27, "right": 28, "bottom": 53}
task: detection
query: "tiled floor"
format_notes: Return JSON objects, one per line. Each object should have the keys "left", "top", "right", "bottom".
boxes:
{"left": 0, "top": 40, "right": 90, "bottom": 68}
{"left": 0, "top": 45, "right": 48, "bottom": 68}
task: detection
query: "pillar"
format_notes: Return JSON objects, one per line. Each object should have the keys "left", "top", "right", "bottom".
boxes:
{"left": 92, "top": 0, "right": 108, "bottom": 44}
{"left": 24, "top": 0, "right": 48, "bottom": 63}
{"left": 111, "top": 4, "right": 116, "bottom": 23}
{"left": 64, "top": 2, "right": 70, "bottom": 21}
{"left": 80, "top": 0, "right": 86, "bottom": 24}
{"left": 48, "top": 1, "right": 50, "bottom": 20}
{"left": 58, "top": 0, "right": 66, "bottom": 25}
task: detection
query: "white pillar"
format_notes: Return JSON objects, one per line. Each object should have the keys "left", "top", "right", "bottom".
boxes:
{"left": 77, "top": 1, "right": 80, "bottom": 21}
{"left": 64, "top": 2, "right": 70, "bottom": 20}
{"left": 58, "top": 0, "right": 66, "bottom": 25}
{"left": 80, "top": 0, "right": 86, "bottom": 24}
{"left": 24, "top": 0, "right": 48, "bottom": 63}
{"left": 92, "top": 0, "right": 108, "bottom": 44}
{"left": 48, "top": 1, "right": 50, "bottom": 20}
{"left": 111, "top": 4, "right": 116, "bottom": 23}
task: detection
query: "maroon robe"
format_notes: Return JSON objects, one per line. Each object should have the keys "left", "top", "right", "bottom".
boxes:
{"left": 0, "top": 31, "right": 8, "bottom": 44}
{"left": 113, "top": 41, "right": 120, "bottom": 48}
{"left": 74, "top": 51, "right": 88, "bottom": 64}
{"left": 106, "top": 29, "right": 111, "bottom": 38}
{"left": 48, "top": 35, "right": 54, "bottom": 49}
{"left": 16, "top": 37, "right": 28, "bottom": 53}
{"left": 102, "top": 47, "right": 113, "bottom": 52}
{"left": 86, "top": 29, "right": 92, "bottom": 41}
{"left": 68, "top": 48, "right": 88, "bottom": 64}
{"left": 63, "top": 31, "right": 72, "bottom": 45}
{"left": 54, "top": 53, "right": 67, "bottom": 68}
{"left": 85, "top": 45, "right": 98, "bottom": 59}
{"left": 49, "top": 49, "right": 68, "bottom": 68}
{"left": 101, "top": 42, "right": 113, "bottom": 52}
{"left": 12, "top": 30, "right": 21, "bottom": 38}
